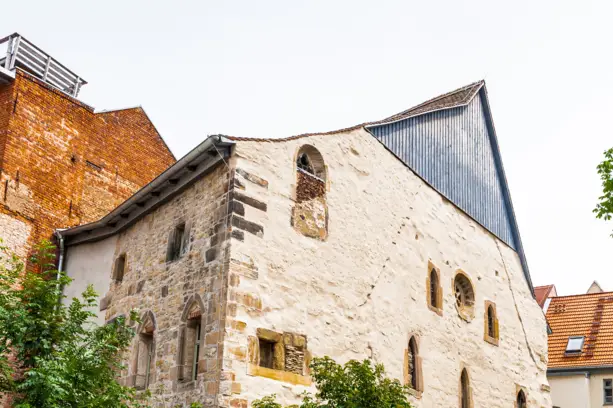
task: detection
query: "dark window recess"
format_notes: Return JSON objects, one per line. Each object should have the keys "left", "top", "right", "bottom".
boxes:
{"left": 487, "top": 306, "right": 495, "bottom": 338}
{"left": 429, "top": 269, "right": 439, "bottom": 308}
{"left": 167, "top": 223, "right": 187, "bottom": 262}
{"left": 113, "top": 254, "right": 126, "bottom": 282}
{"left": 517, "top": 390, "right": 527, "bottom": 408}
{"left": 259, "top": 339, "right": 275, "bottom": 369}
{"left": 86, "top": 160, "right": 103, "bottom": 171}
{"left": 604, "top": 379, "right": 613, "bottom": 403}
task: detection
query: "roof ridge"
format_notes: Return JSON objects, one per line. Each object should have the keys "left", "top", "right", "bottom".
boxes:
{"left": 551, "top": 291, "right": 613, "bottom": 300}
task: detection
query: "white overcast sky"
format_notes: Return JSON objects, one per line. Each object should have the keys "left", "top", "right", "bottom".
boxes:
{"left": 3, "top": 0, "right": 612, "bottom": 295}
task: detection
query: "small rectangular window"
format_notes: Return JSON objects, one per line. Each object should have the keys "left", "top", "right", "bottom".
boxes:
{"left": 167, "top": 223, "right": 186, "bottom": 262}
{"left": 259, "top": 339, "right": 275, "bottom": 369}
{"left": 566, "top": 336, "right": 584, "bottom": 353}
{"left": 604, "top": 379, "right": 613, "bottom": 403}
{"left": 113, "top": 254, "right": 126, "bottom": 282}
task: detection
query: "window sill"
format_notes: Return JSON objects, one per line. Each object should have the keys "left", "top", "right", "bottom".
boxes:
{"left": 407, "top": 387, "right": 423, "bottom": 399}
{"left": 428, "top": 304, "right": 443, "bottom": 317}
{"left": 175, "top": 379, "right": 196, "bottom": 392}
{"left": 484, "top": 335, "right": 499, "bottom": 346}
{"left": 455, "top": 305, "right": 474, "bottom": 322}
{"left": 247, "top": 363, "right": 311, "bottom": 386}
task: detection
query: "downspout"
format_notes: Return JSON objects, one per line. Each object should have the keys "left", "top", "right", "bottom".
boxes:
{"left": 54, "top": 229, "right": 65, "bottom": 281}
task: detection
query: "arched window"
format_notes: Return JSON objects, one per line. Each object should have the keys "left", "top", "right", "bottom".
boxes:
{"left": 178, "top": 295, "right": 205, "bottom": 382}
{"left": 454, "top": 271, "right": 475, "bottom": 321}
{"left": 427, "top": 262, "right": 443, "bottom": 315}
{"left": 516, "top": 389, "right": 527, "bottom": 408}
{"left": 484, "top": 301, "right": 499, "bottom": 345}
{"left": 404, "top": 335, "right": 423, "bottom": 393}
{"left": 460, "top": 368, "right": 471, "bottom": 408}
{"left": 292, "top": 145, "right": 328, "bottom": 240}
{"left": 134, "top": 311, "right": 156, "bottom": 390}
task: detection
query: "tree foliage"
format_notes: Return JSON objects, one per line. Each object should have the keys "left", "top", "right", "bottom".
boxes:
{"left": 252, "top": 357, "right": 412, "bottom": 408}
{"left": 595, "top": 147, "right": 613, "bottom": 236}
{"left": 0, "top": 240, "right": 147, "bottom": 408}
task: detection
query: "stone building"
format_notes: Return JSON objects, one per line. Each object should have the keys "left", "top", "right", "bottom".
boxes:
{"left": 58, "top": 81, "right": 551, "bottom": 407}
{"left": 0, "top": 33, "right": 175, "bottom": 260}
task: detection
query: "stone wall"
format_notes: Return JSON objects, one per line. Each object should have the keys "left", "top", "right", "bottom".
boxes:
{"left": 100, "top": 163, "right": 232, "bottom": 407}
{"left": 0, "top": 71, "right": 175, "bottom": 260}
{"left": 221, "top": 129, "right": 552, "bottom": 407}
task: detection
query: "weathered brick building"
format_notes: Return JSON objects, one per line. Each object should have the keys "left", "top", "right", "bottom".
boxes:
{"left": 59, "top": 81, "right": 552, "bottom": 407}
{"left": 0, "top": 33, "right": 175, "bottom": 259}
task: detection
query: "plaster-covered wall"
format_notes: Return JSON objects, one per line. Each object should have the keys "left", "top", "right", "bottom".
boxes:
{"left": 549, "top": 374, "right": 589, "bottom": 408}
{"left": 223, "top": 128, "right": 551, "bottom": 407}
{"left": 0, "top": 212, "right": 32, "bottom": 259}
{"left": 63, "top": 235, "right": 117, "bottom": 325}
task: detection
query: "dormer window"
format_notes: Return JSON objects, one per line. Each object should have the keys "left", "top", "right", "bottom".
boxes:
{"left": 566, "top": 336, "right": 584, "bottom": 353}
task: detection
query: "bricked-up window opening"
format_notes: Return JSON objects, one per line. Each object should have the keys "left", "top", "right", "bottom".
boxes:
{"left": 167, "top": 223, "right": 186, "bottom": 262}
{"left": 604, "top": 379, "right": 613, "bottom": 403}
{"left": 487, "top": 306, "right": 495, "bottom": 338}
{"left": 516, "top": 390, "right": 527, "bottom": 408}
{"left": 460, "top": 369, "right": 471, "bottom": 408}
{"left": 259, "top": 339, "right": 275, "bottom": 369}
{"left": 292, "top": 145, "right": 328, "bottom": 240}
{"left": 135, "top": 332, "right": 153, "bottom": 390}
{"left": 113, "top": 254, "right": 126, "bottom": 282}
{"left": 430, "top": 269, "right": 439, "bottom": 309}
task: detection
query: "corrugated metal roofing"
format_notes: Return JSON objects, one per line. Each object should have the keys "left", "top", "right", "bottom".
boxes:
{"left": 368, "top": 91, "right": 516, "bottom": 250}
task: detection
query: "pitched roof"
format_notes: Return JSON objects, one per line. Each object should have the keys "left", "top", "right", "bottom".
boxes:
{"left": 375, "top": 81, "right": 483, "bottom": 125}
{"left": 547, "top": 291, "right": 613, "bottom": 369}
{"left": 226, "top": 80, "right": 485, "bottom": 143}
{"left": 534, "top": 285, "right": 555, "bottom": 308}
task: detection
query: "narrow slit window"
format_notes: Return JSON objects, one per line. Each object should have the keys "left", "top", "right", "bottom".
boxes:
{"left": 516, "top": 390, "right": 527, "bottom": 408}
{"left": 167, "top": 223, "right": 186, "bottom": 262}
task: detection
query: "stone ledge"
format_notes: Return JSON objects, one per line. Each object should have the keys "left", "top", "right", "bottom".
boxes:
{"left": 246, "top": 363, "right": 311, "bottom": 386}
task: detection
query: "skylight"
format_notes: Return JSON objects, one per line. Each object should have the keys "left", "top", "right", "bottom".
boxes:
{"left": 566, "top": 336, "right": 584, "bottom": 353}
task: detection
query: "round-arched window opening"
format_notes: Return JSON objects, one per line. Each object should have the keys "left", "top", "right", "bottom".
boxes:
{"left": 516, "top": 390, "right": 526, "bottom": 408}
{"left": 454, "top": 272, "right": 475, "bottom": 321}
{"left": 296, "top": 145, "right": 326, "bottom": 181}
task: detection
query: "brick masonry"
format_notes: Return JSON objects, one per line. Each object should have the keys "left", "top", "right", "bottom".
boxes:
{"left": 0, "top": 70, "right": 175, "bottom": 259}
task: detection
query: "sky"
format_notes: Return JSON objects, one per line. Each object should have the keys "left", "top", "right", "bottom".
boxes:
{"left": 3, "top": 0, "right": 612, "bottom": 296}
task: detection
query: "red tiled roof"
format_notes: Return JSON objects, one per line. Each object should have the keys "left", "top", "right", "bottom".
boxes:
{"left": 547, "top": 291, "right": 613, "bottom": 369}
{"left": 534, "top": 285, "right": 554, "bottom": 308}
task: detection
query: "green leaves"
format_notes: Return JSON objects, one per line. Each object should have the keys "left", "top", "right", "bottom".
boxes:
{"left": 0, "top": 240, "right": 147, "bottom": 408}
{"left": 595, "top": 148, "right": 613, "bottom": 236}
{"left": 252, "top": 357, "right": 412, "bottom": 408}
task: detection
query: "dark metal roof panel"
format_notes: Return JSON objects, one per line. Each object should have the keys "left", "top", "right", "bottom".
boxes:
{"left": 369, "top": 91, "right": 516, "bottom": 249}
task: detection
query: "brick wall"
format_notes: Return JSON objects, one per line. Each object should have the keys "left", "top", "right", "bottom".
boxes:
{"left": 0, "top": 70, "right": 175, "bottom": 257}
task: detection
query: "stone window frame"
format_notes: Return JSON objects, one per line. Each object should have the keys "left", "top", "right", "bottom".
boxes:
{"left": 459, "top": 366, "right": 473, "bottom": 408}
{"left": 403, "top": 334, "right": 424, "bottom": 397}
{"left": 247, "top": 328, "right": 311, "bottom": 386}
{"left": 131, "top": 310, "right": 156, "bottom": 390}
{"left": 515, "top": 385, "right": 528, "bottom": 408}
{"left": 175, "top": 294, "right": 206, "bottom": 388}
{"left": 426, "top": 261, "right": 443, "bottom": 316}
{"left": 483, "top": 300, "right": 500, "bottom": 346}
{"left": 452, "top": 270, "right": 476, "bottom": 322}
{"left": 166, "top": 220, "right": 192, "bottom": 263}
{"left": 294, "top": 144, "right": 328, "bottom": 182}
{"left": 112, "top": 253, "right": 127, "bottom": 283}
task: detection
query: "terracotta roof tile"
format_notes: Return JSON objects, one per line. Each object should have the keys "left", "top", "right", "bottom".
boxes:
{"left": 547, "top": 291, "right": 613, "bottom": 369}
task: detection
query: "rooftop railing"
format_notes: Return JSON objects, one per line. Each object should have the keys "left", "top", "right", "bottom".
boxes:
{"left": 0, "top": 33, "right": 87, "bottom": 97}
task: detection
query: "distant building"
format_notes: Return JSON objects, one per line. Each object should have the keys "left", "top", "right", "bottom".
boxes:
{"left": 535, "top": 284, "right": 558, "bottom": 313}
{"left": 547, "top": 287, "right": 613, "bottom": 407}
{"left": 59, "top": 81, "right": 551, "bottom": 407}
{"left": 0, "top": 33, "right": 175, "bottom": 260}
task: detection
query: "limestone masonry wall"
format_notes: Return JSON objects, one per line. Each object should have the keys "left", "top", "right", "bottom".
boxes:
{"left": 102, "top": 163, "right": 232, "bottom": 407}
{"left": 222, "top": 129, "right": 552, "bottom": 407}
{"left": 0, "top": 71, "right": 175, "bottom": 258}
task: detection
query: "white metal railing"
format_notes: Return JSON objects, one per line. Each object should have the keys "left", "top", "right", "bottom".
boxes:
{"left": 0, "top": 33, "right": 87, "bottom": 97}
